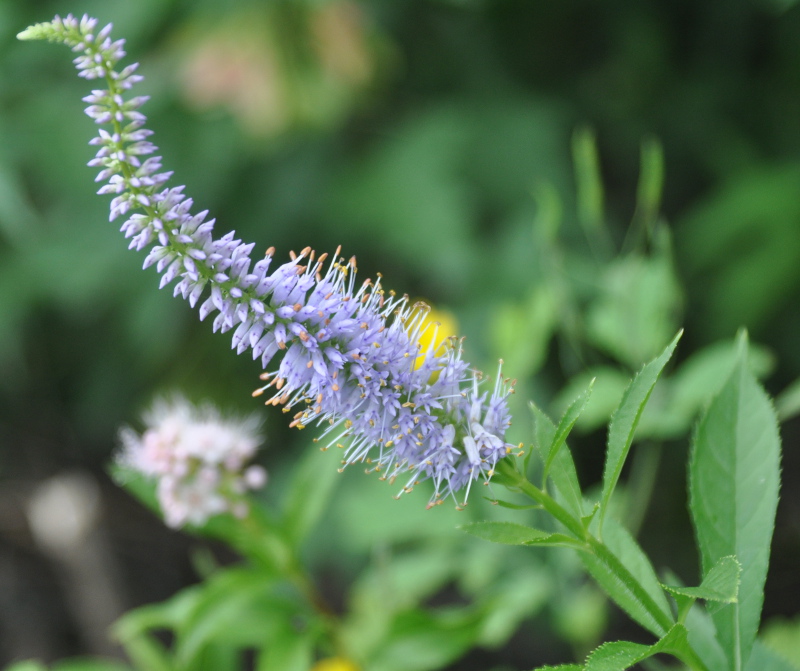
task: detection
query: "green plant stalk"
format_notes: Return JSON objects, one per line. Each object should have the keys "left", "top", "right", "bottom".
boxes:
{"left": 495, "top": 460, "right": 709, "bottom": 671}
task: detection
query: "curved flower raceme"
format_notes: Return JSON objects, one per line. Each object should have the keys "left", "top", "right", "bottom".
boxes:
{"left": 120, "top": 396, "right": 267, "bottom": 528}
{"left": 19, "top": 15, "right": 518, "bottom": 506}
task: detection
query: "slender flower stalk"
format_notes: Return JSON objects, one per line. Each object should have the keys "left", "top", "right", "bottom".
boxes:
{"left": 18, "top": 14, "right": 517, "bottom": 506}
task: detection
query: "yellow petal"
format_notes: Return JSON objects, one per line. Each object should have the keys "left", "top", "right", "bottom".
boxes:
{"left": 412, "top": 303, "right": 459, "bottom": 370}
{"left": 311, "top": 658, "right": 360, "bottom": 671}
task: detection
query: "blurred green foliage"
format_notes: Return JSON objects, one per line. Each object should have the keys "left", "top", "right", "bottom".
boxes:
{"left": 3, "top": 0, "right": 800, "bottom": 668}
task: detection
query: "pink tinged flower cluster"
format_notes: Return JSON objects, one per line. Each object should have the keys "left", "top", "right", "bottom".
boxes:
{"left": 119, "top": 397, "right": 267, "bottom": 528}
{"left": 20, "top": 14, "right": 518, "bottom": 506}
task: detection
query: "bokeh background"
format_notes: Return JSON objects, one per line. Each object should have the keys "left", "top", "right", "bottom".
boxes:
{"left": 1, "top": 0, "right": 799, "bottom": 668}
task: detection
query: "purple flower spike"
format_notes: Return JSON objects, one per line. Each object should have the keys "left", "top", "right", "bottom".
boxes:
{"left": 19, "top": 14, "right": 519, "bottom": 506}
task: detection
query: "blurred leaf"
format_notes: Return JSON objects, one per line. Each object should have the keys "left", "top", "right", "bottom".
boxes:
{"left": 553, "top": 584, "right": 608, "bottom": 649}
{"left": 0, "top": 156, "right": 38, "bottom": 243}
{"left": 327, "top": 106, "right": 474, "bottom": 291}
{"left": 365, "top": 608, "right": 482, "bottom": 671}
{"left": 586, "top": 248, "right": 682, "bottom": 369}
{"left": 775, "top": 377, "right": 800, "bottom": 422}
{"left": 350, "top": 543, "right": 458, "bottom": 615}
{"left": 637, "top": 338, "right": 774, "bottom": 439}
{"left": 532, "top": 180, "right": 563, "bottom": 243}
{"left": 283, "top": 443, "right": 342, "bottom": 547}
{"left": 761, "top": 617, "right": 800, "bottom": 669}
{"left": 4, "top": 663, "right": 48, "bottom": 671}
{"left": 689, "top": 335, "right": 781, "bottom": 669}
{"left": 571, "top": 126, "right": 606, "bottom": 245}
{"left": 745, "top": 640, "right": 800, "bottom": 671}
{"left": 113, "top": 630, "right": 173, "bottom": 671}
{"left": 113, "top": 585, "right": 203, "bottom": 648}
{"left": 491, "top": 286, "right": 557, "bottom": 379}
{"left": 600, "top": 331, "right": 681, "bottom": 528}
{"left": 678, "top": 164, "right": 800, "bottom": 336}
{"left": 256, "top": 625, "right": 314, "bottom": 671}
{"left": 632, "top": 136, "right": 664, "bottom": 240}
{"left": 174, "top": 568, "right": 289, "bottom": 666}
{"left": 477, "top": 565, "right": 551, "bottom": 646}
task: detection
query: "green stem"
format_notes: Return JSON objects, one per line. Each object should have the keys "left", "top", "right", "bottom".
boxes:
{"left": 496, "top": 459, "right": 710, "bottom": 671}
{"left": 584, "top": 534, "right": 674, "bottom": 634}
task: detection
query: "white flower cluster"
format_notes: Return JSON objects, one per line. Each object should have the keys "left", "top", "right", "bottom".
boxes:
{"left": 120, "top": 397, "right": 267, "bottom": 528}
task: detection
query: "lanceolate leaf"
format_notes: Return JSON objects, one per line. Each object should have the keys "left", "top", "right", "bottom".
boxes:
{"left": 460, "top": 521, "right": 581, "bottom": 548}
{"left": 544, "top": 380, "right": 594, "bottom": 478}
{"left": 581, "top": 517, "right": 673, "bottom": 637}
{"left": 584, "top": 624, "right": 692, "bottom": 671}
{"left": 599, "top": 331, "right": 682, "bottom": 531}
{"left": 532, "top": 403, "right": 584, "bottom": 518}
{"left": 689, "top": 337, "right": 781, "bottom": 670}
{"left": 664, "top": 555, "right": 741, "bottom": 604}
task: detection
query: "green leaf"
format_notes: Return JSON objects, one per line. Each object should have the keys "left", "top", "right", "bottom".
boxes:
{"left": 532, "top": 179, "right": 563, "bottom": 243}
{"left": 689, "top": 335, "right": 781, "bottom": 670}
{"left": 477, "top": 566, "right": 551, "bottom": 646}
{"left": 256, "top": 627, "right": 313, "bottom": 671}
{"left": 113, "top": 633, "right": 173, "bottom": 671}
{"left": 572, "top": 126, "right": 605, "bottom": 239}
{"left": 365, "top": 608, "right": 482, "bottom": 671}
{"left": 581, "top": 517, "right": 672, "bottom": 637}
{"left": 461, "top": 521, "right": 580, "bottom": 548}
{"left": 174, "top": 568, "right": 290, "bottom": 666}
{"left": 532, "top": 403, "right": 584, "bottom": 518}
{"left": 599, "top": 331, "right": 682, "bottom": 531}
{"left": 585, "top": 250, "right": 682, "bottom": 369}
{"left": 283, "top": 445, "right": 341, "bottom": 547}
{"left": 4, "top": 663, "right": 48, "bottom": 671}
{"left": 544, "top": 380, "right": 594, "bottom": 479}
{"left": 775, "top": 376, "right": 800, "bottom": 422}
{"left": 745, "top": 640, "right": 800, "bottom": 671}
{"left": 531, "top": 666, "right": 583, "bottom": 671}
{"left": 664, "top": 555, "right": 741, "bottom": 604}
{"left": 584, "top": 624, "right": 692, "bottom": 670}
{"left": 491, "top": 285, "right": 558, "bottom": 380}
{"left": 633, "top": 135, "right": 664, "bottom": 237}
{"left": 112, "top": 587, "right": 201, "bottom": 671}
{"left": 762, "top": 617, "right": 800, "bottom": 669}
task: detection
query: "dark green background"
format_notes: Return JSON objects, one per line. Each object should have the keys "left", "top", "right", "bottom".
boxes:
{"left": 1, "top": 0, "right": 799, "bottom": 667}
